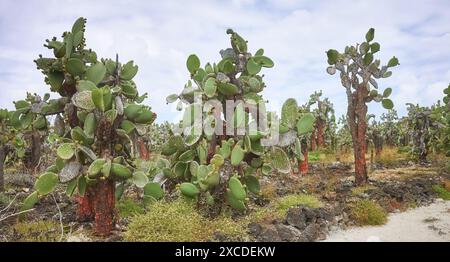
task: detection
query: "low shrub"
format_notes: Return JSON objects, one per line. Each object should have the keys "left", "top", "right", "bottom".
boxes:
{"left": 432, "top": 185, "right": 450, "bottom": 200}
{"left": 349, "top": 199, "right": 387, "bottom": 226}
{"left": 116, "top": 198, "right": 145, "bottom": 218}
{"left": 124, "top": 200, "right": 247, "bottom": 242}
{"left": 11, "top": 220, "right": 61, "bottom": 242}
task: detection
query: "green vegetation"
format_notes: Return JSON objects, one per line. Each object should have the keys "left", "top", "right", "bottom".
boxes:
{"left": 349, "top": 199, "right": 387, "bottom": 226}
{"left": 10, "top": 221, "right": 61, "bottom": 242}
{"left": 247, "top": 194, "right": 323, "bottom": 223}
{"left": 124, "top": 200, "right": 247, "bottom": 242}
{"left": 432, "top": 185, "right": 450, "bottom": 200}
{"left": 116, "top": 198, "right": 145, "bottom": 218}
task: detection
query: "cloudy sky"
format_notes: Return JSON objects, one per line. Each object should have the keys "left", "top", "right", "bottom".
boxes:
{"left": 0, "top": 0, "right": 449, "bottom": 123}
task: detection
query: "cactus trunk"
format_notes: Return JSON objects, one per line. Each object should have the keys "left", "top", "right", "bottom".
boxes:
{"left": 311, "top": 130, "right": 317, "bottom": 151}
{"left": 348, "top": 84, "right": 369, "bottom": 186}
{"left": 299, "top": 138, "right": 309, "bottom": 175}
{"left": 92, "top": 178, "right": 115, "bottom": 236}
{"left": 0, "top": 145, "right": 5, "bottom": 192}
{"left": 76, "top": 189, "right": 94, "bottom": 221}
{"left": 137, "top": 137, "right": 149, "bottom": 160}
{"left": 316, "top": 118, "right": 325, "bottom": 148}
{"left": 24, "top": 131, "right": 42, "bottom": 175}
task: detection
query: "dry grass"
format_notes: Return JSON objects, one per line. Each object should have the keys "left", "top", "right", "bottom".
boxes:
{"left": 374, "top": 147, "right": 409, "bottom": 165}
{"left": 369, "top": 166, "right": 439, "bottom": 181}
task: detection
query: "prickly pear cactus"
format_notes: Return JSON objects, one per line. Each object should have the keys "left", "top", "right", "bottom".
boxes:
{"left": 442, "top": 85, "right": 450, "bottom": 157}
{"left": 165, "top": 29, "right": 290, "bottom": 213}
{"left": 325, "top": 28, "right": 399, "bottom": 185}
{"left": 277, "top": 98, "right": 315, "bottom": 174}
{"left": 406, "top": 103, "right": 444, "bottom": 162}
{"left": 23, "top": 17, "right": 158, "bottom": 235}
{"left": 307, "top": 91, "right": 335, "bottom": 148}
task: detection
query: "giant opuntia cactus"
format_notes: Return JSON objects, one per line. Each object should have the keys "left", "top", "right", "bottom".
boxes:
{"left": 165, "top": 30, "right": 303, "bottom": 214}
{"left": 306, "top": 91, "right": 335, "bottom": 150}
{"left": 326, "top": 28, "right": 399, "bottom": 185}
{"left": 442, "top": 85, "right": 450, "bottom": 158}
{"left": 277, "top": 98, "right": 315, "bottom": 175}
{"left": 406, "top": 103, "right": 442, "bottom": 162}
{"left": 23, "top": 17, "right": 157, "bottom": 235}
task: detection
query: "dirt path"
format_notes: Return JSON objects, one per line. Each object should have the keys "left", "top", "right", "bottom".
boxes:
{"left": 324, "top": 200, "right": 450, "bottom": 242}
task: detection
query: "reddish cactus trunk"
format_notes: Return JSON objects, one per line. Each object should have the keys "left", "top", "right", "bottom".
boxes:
{"left": 76, "top": 189, "right": 94, "bottom": 221}
{"left": 92, "top": 179, "right": 115, "bottom": 236}
{"left": 348, "top": 84, "right": 369, "bottom": 186}
{"left": 137, "top": 138, "right": 149, "bottom": 160}
{"left": 299, "top": 139, "right": 309, "bottom": 175}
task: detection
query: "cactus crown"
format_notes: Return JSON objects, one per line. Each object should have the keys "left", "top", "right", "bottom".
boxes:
{"left": 325, "top": 28, "right": 399, "bottom": 110}
{"left": 25, "top": 17, "right": 159, "bottom": 209}
{"left": 164, "top": 30, "right": 292, "bottom": 211}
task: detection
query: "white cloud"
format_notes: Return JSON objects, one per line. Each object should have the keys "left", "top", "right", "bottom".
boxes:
{"left": 0, "top": 0, "right": 449, "bottom": 123}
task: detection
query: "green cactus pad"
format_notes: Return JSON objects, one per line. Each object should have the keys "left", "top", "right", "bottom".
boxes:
{"left": 383, "top": 88, "right": 392, "bottom": 97}
{"left": 269, "top": 147, "right": 291, "bottom": 174}
{"left": 204, "top": 78, "right": 217, "bottom": 98}
{"left": 296, "top": 113, "right": 315, "bottom": 135}
{"left": 370, "top": 42, "right": 380, "bottom": 53}
{"left": 91, "top": 87, "right": 112, "bottom": 112}
{"left": 387, "top": 56, "right": 399, "bottom": 67}
{"left": 186, "top": 54, "right": 200, "bottom": 74}
{"left": 262, "top": 164, "right": 272, "bottom": 175}
{"left": 66, "top": 58, "right": 85, "bottom": 76}
{"left": 326, "top": 49, "right": 339, "bottom": 65}
{"left": 210, "top": 154, "right": 224, "bottom": 168}
{"left": 281, "top": 98, "right": 298, "bottom": 128}
{"left": 219, "top": 140, "right": 232, "bottom": 159}
{"left": 57, "top": 143, "right": 75, "bottom": 160}
{"left": 120, "top": 61, "right": 138, "bottom": 81}
{"left": 120, "top": 120, "right": 136, "bottom": 134}
{"left": 132, "top": 171, "right": 149, "bottom": 188}
{"left": 84, "top": 113, "right": 96, "bottom": 138}
{"left": 35, "top": 172, "right": 58, "bottom": 195}
{"left": 381, "top": 99, "right": 394, "bottom": 109}
{"left": 231, "top": 143, "right": 245, "bottom": 166}
{"left": 229, "top": 176, "right": 246, "bottom": 200}
{"left": 245, "top": 175, "right": 260, "bottom": 194}
{"left": 179, "top": 149, "right": 196, "bottom": 162}
{"left": 253, "top": 56, "right": 274, "bottom": 68}
{"left": 111, "top": 163, "right": 132, "bottom": 179}
{"left": 124, "top": 104, "right": 144, "bottom": 120}
{"left": 22, "top": 191, "right": 39, "bottom": 211}
{"left": 246, "top": 58, "right": 262, "bottom": 75}
{"left": 366, "top": 28, "right": 375, "bottom": 42}
{"left": 88, "top": 159, "right": 106, "bottom": 178}
{"left": 72, "top": 91, "right": 95, "bottom": 111}
{"left": 218, "top": 82, "right": 239, "bottom": 96}
{"left": 86, "top": 62, "right": 106, "bottom": 85}
{"left": 180, "top": 182, "right": 200, "bottom": 198}
{"left": 226, "top": 190, "right": 246, "bottom": 211}
{"left": 144, "top": 182, "right": 164, "bottom": 200}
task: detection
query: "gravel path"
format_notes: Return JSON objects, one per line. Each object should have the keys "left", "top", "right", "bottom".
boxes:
{"left": 324, "top": 200, "right": 450, "bottom": 242}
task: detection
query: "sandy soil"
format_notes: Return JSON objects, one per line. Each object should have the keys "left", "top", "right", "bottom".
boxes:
{"left": 324, "top": 200, "right": 450, "bottom": 242}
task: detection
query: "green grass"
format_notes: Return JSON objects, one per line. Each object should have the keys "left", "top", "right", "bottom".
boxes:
{"left": 349, "top": 199, "right": 387, "bottom": 226}
{"left": 247, "top": 194, "right": 323, "bottom": 224}
{"left": 116, "top": 198, "right": 145, "bottom": 218}
{"left": 432, "top": 185, "right": 450, "bottom": 200}
{"left": 11, "top": 220, "right": 61, "bottom": 242}
{"left": 124, "top": 200, "right": 247, "bottom": 242}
